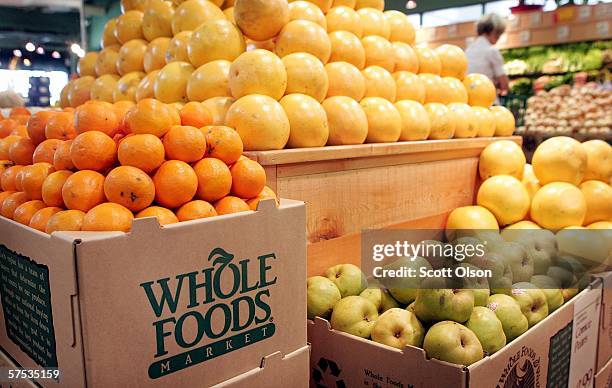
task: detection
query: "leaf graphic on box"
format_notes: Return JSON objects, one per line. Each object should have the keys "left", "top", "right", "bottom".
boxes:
{"left": 208, "top": 247, "right": 234, "bottom": 265}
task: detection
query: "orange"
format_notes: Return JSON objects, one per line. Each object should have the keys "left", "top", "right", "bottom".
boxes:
{"left": 60, "top": 82, "right": 74, "bottom": 108}
{"left": 117, "top": 39, "right": 147, "bottom": 76}
{"left": 180, "top": 102, "right": 212, "bottom": 128}
{"left": 166, "top": 31, "right": 192, "bottom": 63}
{"left": 46, "top": 209, "right": 86, "bottom": 233}
{"left": 125, "top": 99, "right": 176, "bottom": 137}
{"left": 0, "top": 160, "right": 13, "bottom": 177}
{"left": 326, "top": 6, "right": 362, "bottom": 37}
{"left": 275, "top": 20, "right": 331, "bottom": 64}
{"left": 42, "top": 170, "right": 73, "bottom": 207}
{"left": 33, "top": 139, "right": 62, "bottom": 164}
{"left": 385, "top": 10, "right": 415, "bottom": 44}
{"left": 193, "top": 157, "right": 232, "bottom": 202}
{"left": 394, "top": 71, "right": 425, "bottom": 103}
{"left": 203, "top": 126, "right": 243, "bottom": 165}
{"left": 435, "top": 44, "right": 468, "bottom": 80}
{"left": 186, "top": 60, "right": 232, "bottom": 102}
{"left": 135, "top": 206, "right": 179, "bottom": 225}
{"left": 162, "top": 125, "right": 207, "bottom": 162}
{"left": 176, "top": 200, "right": 217, "bottom": 221}
{"left": 68, "top": 76, "right": 95, "bottom": 107}
{"left": 9, "top": 107, "right": 30, "bottom": 118}
{"left": 95, "top": 47, "right": 120, "bottom": 76}
{"left": 362, "top": 36, "right": 394, "bottom": 72}
{"left": 229, "top": 50, "right": 287, "bottom": 100}
{"left": 360, "top": 97, "right": 401, "bottom": 143}
{"left": 10, "top": 125, "right": 28, "bottom": 138}
{"left": 53, "top": 141, "right": 75, "bottom": 171}
{"left": 62, "top": 170, "right": 106, "bottom": 212}
{"left": 357, "top": 8, "right": 389, "bottom": 39}
{"left": 0, "top": 136, "right": 21, "bottom": 160}
{"left": 395, "top": 100, "right": 431, "bottom": 141}
{"left": 114, "top": 101, "right": 136, "bottom": 134}
{"left": 328, "top": 31, "right": 365, "bottom": 69}
{"left": 114, "top": 71, "right": 146, "bottom": 102}
{"left": 82, "top": 202, "right": 134, "bottom": 232}
{"left": 12, "top": 115, "right": 29, "bottom": 125}
{"left": 45, "top": 112, "right": 77, "bottom": 140}
{"left": 282, "top": 53, "right": 329, "bottom": 103}
{"left": 154, "top": 62, "right": 195, "bottom": 104}
{"left": 13, "top": 200, "right": 46, "bottom": 225}
{"left": 202, "top": 97, "right": 234, "bottom": 125}
{"left": 1, "top": 192, "right": 29, "bottom": 219}
{"left": 246, "top": 186, "right": 278, "bottom": 210}
{"left": 142, "top": 0, "right": 175, "bottom": 41}
{"left": 362, "top": 66, "right": 396, "bottom": 102}
{"left": 289, "top": 1, "right": 327, "bottom": 29}
{"left": 392, "top": 42, "right": 418, "bottom": 73}
{"left": 21, "top": 163, "right": 55, "bottom": 200}
{"left": 14, "top": 168, "right": 25, "bottom": 191}
{"left": 153, "top": 160, "right": 198, "bottom": 208}
{"left": 214, "top": 196, "right": 250, "bottom": 215}
{"left": 325, "top": 62, "right": 365, "bottom": 100}
{"left": 135, "top": 71, "right": 160, "bottom": 102}
{"left": 104, "top": 166, "right": 155, "bottom": 212}
{"left": 75, "top": 101, "right": 120, "bottom": 136}
{"left": 0, "top": 191, "right": 16, "bottom": 208}
{"left": 102, "top": 18, "right": 120, "bottom": 49}
{"left": 224, "top": 7, "right": 235, "bottom": 23}
{"left": 415, "top": 47, "right": 441, "bottom": 75}
{"left": 1, "top": 165, "right": 23, "bottom": 191}
{"left": 323, "top": 96, "right": 368, "bottom": 145}
{"left": 234, "top": 0, "right": 289, "bottom": 41}
{"left": 78, "top": 52, "right": 98, "bottom": 77}
{"left": 187, "top": 19, "right": 245, "bottom": 68}
{"left": 144, "top": 38, "right": 171, "bottom": 73}
{"left": 115, "top": 10, "right": 145, "bottom": 44}
{"left": 225, "top": 94, "right": 290, "bottom": 151}
{"left": 117, "top": 134, "right": 165, "bottom": 173}
{"left": 425, "top": 103, "right": 455, "bottom": 140}
{"left": 70, "top": 131, "right": 116, "bottom": 171}
{"left": 230, "top": 157, "right": 266, "bottom": 199}
{"left": 463, "top": 73, "right": 496, "bottom": 107}
{"left": 26, "top": 111, "right": 56, "bottom": 145}
{"left": 29, "top": 207, "right": 62, "bottom": 232}
{"left": 0, "top": 119, "right": 18, "bottom": 138}
{"left": 280, "top": 94, "right": 329, "bottom": 148}
{"left": 171, "top": 0, "right": 225, "bottom": 36}
{"left": 8, "top": 137, "right": 35, "bottom": 165}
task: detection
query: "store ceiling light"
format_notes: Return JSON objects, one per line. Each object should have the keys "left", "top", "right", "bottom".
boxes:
{"left": 36, "top": 47, "right": 44, "bottom": 55}
{"left": 25, "top": 42, "right": 35, "bottom": 52}
{"left": 70, "top": 43, "right": 85, "bottom": 58}
{"left": 51, "top": 51, "right": 61, "bottom": 59}
{"left": 23, "top": 58, "right": 31, "bottom": 67}
{"left": 406, "top": 1, "right": 417, "bottom": 9}
{"left": 13, "top": 49, "right": 22, "bottom": 57}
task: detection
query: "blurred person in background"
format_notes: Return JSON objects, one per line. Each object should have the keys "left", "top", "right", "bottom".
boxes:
{"left": 0, "top": 89, "right": 25, "bottom": 109}
{"left": 466, "top": 13, "right": 509, "bottom": 102}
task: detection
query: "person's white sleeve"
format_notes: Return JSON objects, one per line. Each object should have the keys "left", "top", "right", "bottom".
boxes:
{"left": 489, "top": 48, "right": 506, "bottom": 78}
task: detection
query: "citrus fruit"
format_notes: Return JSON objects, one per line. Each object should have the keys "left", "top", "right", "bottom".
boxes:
{"left": 95, "top": 47, "right": 120, "bottom": 76}
{"left": 135, "top": 71, "right": 159, "bottom": 101}
{"left": 282, "top": 53, "right": 329, "bottom": 103}
{"left": 82, "top": 203, "right": 134, "bottom": 232}
{"left": 0, "top": 192, "right": 30, "bottom": 219}
{"left": 142, "top": 0, "right": 174, "bottom": 41}
{"left": 78, "top": 52, "right": 98, "bottom": 77}
{"left": 29, "top": 207, "right": 62, "bottom": 232}
{"left": 70, "top": 131, "right": 116, "bottom": 171}
{"left": 53, "top": 141, "right": 75, "bottom": 171}
{"left": 362, "top": 36, "right": 394, "bottom": 72}
{"left": 531, "top": 182, "right": 586, "bottom": 230}
{"left": 176, "top": 200, "right": 217, "bottom": 221}
{"left": 180, "top": 102, "right": 212, "bottom": 127}
{"left": 281, "top": 93, "right": 329, "bottom": 148}
{"left": 68, "top": 76, "right": 95, "bottom": 107}
{"left": 472, "top": 106, "right": 495, "bottom": 137}
{"left": 125, "top": 98, "right": 177, "bottom": 137}
{"left": 163, "top": 125, "right": 207, "bottom": 162}
{"left": 448, "top": 103, "right": 477, "bottom": 138}
{"left": 154, "top": 61, "right": 194, "bottom": 104}
{"left": 153, "top": 160, "right": 198, "bottom": 208}
{"left": 135, "top": 206, "right": 179, "bottom": 225}
{"left": 326, "top": 6, "right": 362, "bottom": 37}
{"left": 193, "top": 157, "right": 232, "bottom": 202}
{"left": 202, "top": 97, "right": 235, "bottom": 125}
{"left": 13, "top": 200, "right": 46, "bottom": 225}
{"left": 419, "top": 73, "right": 445, "bottom": 104}
{"left": 46, "top": 209, "right": 86, "bottom": 233}
{"left": 580, "top": 180, "right": 612, "bottom": 225}
{"left": 393, "top": 71, "right": 424, "bottom": 103}
{"left": 117, "top": 39, "right": 147, "bottom": 76}
{"left": 32, "top": 139, "right": 61, "bottom": 164}
{"left": 522, "top": 164, "right": 540, "bottom": 200}
{"left": 188, "top": 19, "right": 245, "bottom": 67}
{"left": 275, "top": 20, "right": 331, "bottom": 64}
{"left": 478, "top": 140, "right": 525, "bottom": 181}
{"left": 477, "top": 175, "right": 531, "bottom": 226}
{"left": 463, "top": 74, "right": 496, "bottom": 107}
{"left": 91, "top": 74, "right": 120, "bottom": 103}
{"left": 441, "top": 77, "right": 468, "bottom": 104}
{"left": 392, "top": 42, "right": 418, "bottom": 73}
{"left": 355, "top": 0, "right": 383, "bottom": 10}
{"left": 385, "top": 10, "right": 415, "bottom": 44}
{"left": 445, "top": 205, "right": 499, "bottom": 238}
{"left": 118, "top": 133, "right": 165, "bottom": 173}
{"left": 115, "top": 10, "right": 145, "bottom": 44}
{"left": 228, "top": 50, "right": 287, "bottom": 100}
{"left": 325, "top": 62, "right": 366, "bottom": 100}
{"left": 415, "top": 47, "right": 441, "bottom": 75}
{"left": 490, "top": 106, "right": 515, "bottom": 136}
{"left": 75, "top": 101, "right": 120, "bottom": 136}
{"left": 62, "top": 170, "right": 106, "bottom": 212}
{"left": 357, "top": 8, "right": 390, "bottom": 39}
{"left": 114, "top": 71, "right": 146, "bottom": 102}
{"left": 532, "top": 136, "right": 587, "bottom": 186}
{"left": 42, "top": 170, "right": 73, "bottom": 207}
{"left": 360, "top": 97, "right": 401, "bottom": 143}
{"left": 8, "top": 137, "right": 35, "bottom": 165}
{"left": 394, "top": 100, "right": 430, "bottom": 141}
{"left": 102, "top": 18, "right": 120, "bottom": 48}
{"left": 329, "top": 31, "right": 365, "bottom": 69}
{"left": 322, "top": 96, "right": 368, "bottom": 145}
{"left": 505, "top": 221, "right": 541, "bottom": 230}
{"left": 424, "top": 103, "right": 455, "bottom": 140}
{"left": 187, "top": 60, "right": 232, "bottom": 102}
{"left": 214, "top": 196, "right": 250, "bottom": 215}
{"left": 435, "top": 44, "right": 468, "bottom": 79}
{"left": 203, "top": 125, "right": 243, "bottom": 165}
{"left": 246, "top": 186, "right": 278, "bottom": 210}
{"left": 104, "top": 166, "right": 155, "bottom": 212}
{"left": 582, "top": 140, "right": 611, "bottom": 183}
{"left": 362, "top": 65, "right": 396, "bottom": 101}
{"left": 234, "top": 0, "right": 289, "bottom": 41}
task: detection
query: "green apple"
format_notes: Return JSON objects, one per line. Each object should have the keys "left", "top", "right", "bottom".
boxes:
{"left": 510, "top": 282, "right": 549, "bottom": 327}
{"left": 452, "top": 236, "right": 486, "bottom": 263}
{"left": 330, "top": 296, "right": 379, "bottom": 338}
{"left": 414, "top": 285, "right": 474, "bottom": 323}
{"left": 486, "top": 294, "right": 528, "bottom": 341}
{"left": 386, "top": 256, "right": 432, "bottom": 304}
{"left": 423, "top": 321, "right": 484, "bottom": 366}
{"left": 406, "top": 301, "right": 415, "bottom": 313}
{"left": 557, "top": 227, "right": 610, "bottom": 268}
{"left": 419, "top": 240, "right": 452, "bottom": 269}
{"left": 325, "top": 264, "right": 367, "bottom": 297}
{"left": 562, "top": 287, "right": 579, "bottom": 302}
{"left": 547, "top": 266, "right": 577, "bottom": 289}
{"left": 530, "top": 275, "right": 564, "bottom": 313}
{"left": 490, "top": 241, "right": 533, "bottom": 282}
{"left": 555, "top": 254, "right": 586, "bottom": 279}
{"left": 466, "top": 306, "right": 506, "bottom": 355}
{"left": 503, "top": 229, "right": 557, "bottom": 275}
{"left": 360, "top": 287, "right": 400, "bottom": 314}
{"left": 371, "top": 308, "right": 425, "bottom": 349}
{"left": 458, "top": 263, "right": 490, "bottom": 306}
{"left": 466, "top": 251, "right": 513, "bottom": 294}
{"left": 307, "top": 276, "right": 342, "bottom": 319}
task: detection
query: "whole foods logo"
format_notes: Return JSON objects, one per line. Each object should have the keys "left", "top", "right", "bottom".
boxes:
{"left": 497, "top": 346, "right": 541, "bottom": 388}
{"left": 140, "top": 247, "right": 277, "bottom": 379}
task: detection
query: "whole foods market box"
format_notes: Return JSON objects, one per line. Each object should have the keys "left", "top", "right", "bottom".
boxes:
{"left": 595, "top": 356, "right": 612, "bottom": 388}
{"left": 0, "top": 199, "right": 307, "bottom": 387}
{"left": 595, "top": 272, "right": 612, "bottom": 373}
{"left": 308, "top": 282, "right": 602, "bottom": 388}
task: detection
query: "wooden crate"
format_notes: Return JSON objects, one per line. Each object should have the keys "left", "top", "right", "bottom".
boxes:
{"left": 246, "top": 137, "right": 522, "bottom": 275}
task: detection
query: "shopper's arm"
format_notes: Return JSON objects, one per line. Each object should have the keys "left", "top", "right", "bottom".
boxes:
{"left": 490, "top": 48, "right": 509, "bottom": 96}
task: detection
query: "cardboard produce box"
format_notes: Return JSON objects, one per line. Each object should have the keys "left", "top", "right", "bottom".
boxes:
{"left": 0, "top": 199, "right": 307, "bottom": 387}
{"left": 595, "top": 272, "right": 612, "bottom": 373}
{"left": 309, "top": 283, "right": 602, "bottom": 388}
{"left": 595, "top": 356, "right": 612, "bottom": 388}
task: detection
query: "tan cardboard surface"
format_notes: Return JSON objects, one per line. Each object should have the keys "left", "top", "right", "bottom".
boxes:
{"left": 214, "top": 345, "right": 309, "bottom": 388}
{"left": 595, "top": 356, "right": 612, "bottom": 388}
{"left": 596, "top": 272, "right": 612, "bottom": 372}
{"left": 0, "top": 347, "right": 37, "bottom": 388}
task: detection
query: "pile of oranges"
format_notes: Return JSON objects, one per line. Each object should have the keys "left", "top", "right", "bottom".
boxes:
{"left": 61, "top": 0, "right": 516, "bottom": 152}
{"left": 0, "top": 100, "right": 277, "bottom": 233}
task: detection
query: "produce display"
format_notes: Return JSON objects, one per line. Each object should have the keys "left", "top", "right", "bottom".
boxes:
{"left": 307, "top": 136, "right": 611, "bottom": 367}
{"left": 59, "top": 0, "right": 516, "bottom": 152}
{"left": 0, "top": 102, "right": 278, "bottom": 233}
{"left": 516, "top": 82, "right": 612, "bottom": 138}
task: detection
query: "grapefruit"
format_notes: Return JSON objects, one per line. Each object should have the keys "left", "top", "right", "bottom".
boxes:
{"left": 228, "top": 50, "right": 287, "bottom": 100}
{"left": 282, "top": 53, "right": 329, "bottom": 103}
{"left": 478, "top": 140, "right": 525, "bottom": 180}
{"left": 522, "top": 164, "right": 541, "bottom": 200}
{"left": 322, "top": 96, "right": 368, "bottom": 145}
{"left": 505, "top": 220, "right": 541, "bottom": 230}
{"left": 418, "top": 73, "right": 444, "bottom": 104}
{"left": 102, "top": 18, "right": 120, "bottom": 49}
{"left": 445, "top": 206, "right": 499, "bottom": 238}
{"left": 117, "top": 39, "right": 147, "bottom": 76}
{"left": 166, "top": 31, "right": 192, "bottom": 63}
{"left": 441, "top": 77, "right": 468, "bottom": 104}
{"left": 477, "top": 175, "right": 531, "bottom": 226}
{"left": 68, "top": 76, "right": 95, "bottom": 107}
{"left": 448, "top": 103, "right": 477, "bottom": 138}
{"left": 435, "top": 44, "right": 468, "bottom": 80}
{"left": 415, "top": 47, "right": 441, "bottom": 75}
{"left": 395, "top": 100, "right": 430, "bottom": 141}
{"left": 360, "top": 97, "right": 401, "bottom": 143}
{"left": 187, "top": 60, "right": 232, "bottom": 102}
{"left": 187, "top": 19, "right": 246, "bottom": 67}
{"left": 280, "top": 93, "right": 329, "bottom": 148}
{"left": 135, "top": 71, "right": 160, "bottom": 101}
{"left": 531, "top": 182, "right": 586, "bottom": 230}
{"left": 275, "top": 20, "right": 331, "bottom": 64}
{"left": 289, "top": 1, "right": 327, "bottom": 29}
{"left": 142, "top": 0, "right": 174, "bottom": 41}
{"left": 472, "top": 106, "right": 495, "bottom": 137}
{"left": 114, "top": 10, "right": 145, "bottom": 44}
{"left": 144, "top": 38, "right": 170, "bottom": 73}
{"left": 394, "top": 71, "right": 425, "bottom": 103}
{"left": 355, "top": 0, "right": 383, "bottom": 10}
{"left": 362, "top": 66, "right": 396, "bottom": 102}
{"left": 171, "top": 0, "right": 225, "bottom": 35}
{"left": 392, "top": 42, "right": 418, "bottom": 73}
{"left": 91, "top": 74, "right": 120, "bottom": 103}
{"left": 202, "top": 97, "right": 235, "bottom": 125}
{"left": 532, "top": 136, "right": 587, "bottom": 186}
{"left": 357, "top": 8, "right": 390, "bottom": 39}
{"left": 463, "top": 73, "right": 496, "bottom": 107}
{"left": 95, "top": 47, "right": 120, "bottom": 76}
{"left": 384, "top": 10, "right": 415, "bottom": 44}
{"left": 329, "top": 31, "right": 366, "bottom": 69}
{"left": 113, "top": 72, "right": 146, "bottom": 102}
{"left": 78, "top": 52, "right": 98, "bottom": 77}
{"left": 154, "top": 61, "right": 194, "bottom": 103}
{"left": 325, "top": 62, "right": 366, "bottom": 101}
{"left": 326, "top": 6, "right": 362, "bottom": 37}
{"left": 362, "top": 36, "right": 394, "bottom": 72}
{"left": 490, "top": 106, "right": 515, "bottom": 136}
{"left": 424, "top": 103, "right": 455, "bottom": 140}
{"left": 234, "top": 0, "right": 289, "bottom": 41}
{"left": 580, "top": 180, "right": 612, "bottom": 225}
{"left": 582, "top": 140, "right": 611, "bottom": 183}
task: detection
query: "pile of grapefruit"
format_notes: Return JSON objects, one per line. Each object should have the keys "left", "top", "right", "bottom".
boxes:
{"left": 0, "top": 101, "right": 277, "bottom": 233}
{"left": 447, "top": 137, "right": 612, "bottom": 232}
{"left": 60, "top": 0, "right": 515, "bottom": 151}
